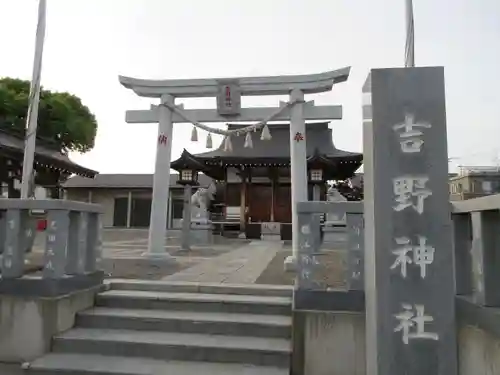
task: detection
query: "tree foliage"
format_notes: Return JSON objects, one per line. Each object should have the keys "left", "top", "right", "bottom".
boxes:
{"left": 0, "top": 77, "right": 97, "bottom": 154}
{"left": 333, "top": 179, "right": 364, "bottom": 201}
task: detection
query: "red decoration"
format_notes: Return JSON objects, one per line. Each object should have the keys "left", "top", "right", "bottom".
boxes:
{"left": 158, "top": 134, "right": 168, "bottom": 145}
{"left": 37, "top": 219, "right": 47, "bottom": 231}
{"left": 294, "top": 132, "right": 304, "bottom": 142}
{"left": 225, "top": 86, "right": 232, "bottom": 106}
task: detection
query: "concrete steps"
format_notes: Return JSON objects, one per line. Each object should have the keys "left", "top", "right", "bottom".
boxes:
{"left": 77, "top": 308, "right": 292, "bottom": 338}
{"left": 23, "top": 354, "right": 288, "bottom": 375}
{"left": 108, "top": 279, "right": 293, "bottom": 297}
{"left": 24, "top": 281, "right": 293, "bottom": 375}
{"left": 95, "top": 289, "right": 292, "bottom": 315}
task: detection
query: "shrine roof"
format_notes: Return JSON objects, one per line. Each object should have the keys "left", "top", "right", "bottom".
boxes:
{"left": 0, "top": 129, "right": 97, "bottom": 178}
{"left": 194, "top": 122, "right": 362, "bottom": 160}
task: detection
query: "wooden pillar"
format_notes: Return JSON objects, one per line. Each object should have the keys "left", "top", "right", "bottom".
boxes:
{"left": 271, "top": 180, "right": 275, "bottom": 222}
{"left": 239, "top": 168, "right": 247, "bottom": 232}
{"left": 268, "top": 167, "right": 279, "bottom": 222}
{"left": 224, "top": 168, "right": 228, "bottom": 219}
{"left": 247, "top": 168, "right": 252, "bottom": 223}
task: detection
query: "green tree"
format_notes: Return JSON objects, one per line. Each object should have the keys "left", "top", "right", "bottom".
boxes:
{"left": 0, "top": 77, "right": 97, "bottom": 153}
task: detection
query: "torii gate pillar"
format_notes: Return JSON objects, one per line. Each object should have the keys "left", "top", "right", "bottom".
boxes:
{"left": 287, "top": 89, "right": 308, "bottom": 268}
{"left": 148, "top": 94, "right": 175, "bottom": 256}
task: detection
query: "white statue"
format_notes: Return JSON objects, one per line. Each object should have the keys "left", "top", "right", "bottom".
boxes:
{"left": 326, "top": 186, "right": 347, "bottom": 224}
{"left": 327, "top": 186, "right": 347, "bottom": 202}
{"left": 190, "top": 183, "right": 216, "bottom": 221}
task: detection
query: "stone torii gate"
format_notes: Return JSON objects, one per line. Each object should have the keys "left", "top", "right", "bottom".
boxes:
{"left": 119, "top": 68, "right": 350, "bottom": 262}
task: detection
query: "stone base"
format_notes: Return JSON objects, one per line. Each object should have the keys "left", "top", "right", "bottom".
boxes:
{"left": 139, "top": 252, "right": 177, "bottom": 264}
{"left": 284, "top": 255, "right": 297, "bottom": 272}
{"left": 322, "top": 224, "right": 347, "bottom": 246}
{"left": 190, "top": 220, "right": 213, "bottom": 246}
{"left": 261, "top": 222, "right": 281, "bottom": 241}
{"left": 0, "top": 271, "right": 104, "bottom": 298}
{"left": 0, "top": 282, "right": 101, "bottom": 363}
{"left": 261, "top": 234, "right": 281, "bottom": 241}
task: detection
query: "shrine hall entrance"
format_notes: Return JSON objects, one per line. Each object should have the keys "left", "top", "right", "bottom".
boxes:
{"left": 249, "top": 185, "right": 272, "bottom": 222}
{"left": 248, "top": 184, "right": 292, "bottom": 224}
{"left": 274, "top": 184, "right": 291, "bottom": 223}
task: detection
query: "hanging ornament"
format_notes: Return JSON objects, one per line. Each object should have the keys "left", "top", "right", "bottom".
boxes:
{"left": 224, "top": 135, "right": 233, "bottom": 152}
{"left": 260, "top": 124, "right": 272, "bottom": 140}
{"left": 205, "top": 133, "right": 213, "bottom": 149}
{"left": 244, "top": 132, "right": 253, "bottom": 148}
{"left": 190, "top": 126, "right": 198, "bottom": 142}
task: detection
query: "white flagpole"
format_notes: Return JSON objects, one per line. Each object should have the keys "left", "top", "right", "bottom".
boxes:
{"left": 20, "top": 0, "right": 47, "bottom": 199}
{"left": 404, "top": 0, "right": 415, "bottom": 67}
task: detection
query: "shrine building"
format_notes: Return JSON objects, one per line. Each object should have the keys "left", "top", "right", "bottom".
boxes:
{"left": 170, "top": 122, "right": 362, "bottom": 240}
{"left": 0, "top": 128, "right": 97, "bottom": 199}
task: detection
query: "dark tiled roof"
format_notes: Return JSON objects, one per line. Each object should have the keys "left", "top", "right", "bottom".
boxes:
{"left": 195, "top": 122, "right": 361, "bottom": 159}
{"left": 0, "top": 129, "right": 97, "bottom": 177}
{"left": 63, "top": 173, "right": 213, "bottom": 189}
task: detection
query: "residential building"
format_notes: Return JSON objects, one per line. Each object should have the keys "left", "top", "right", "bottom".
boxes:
{"left": 449, "top": 166, "right": 500, "bottom": 201}
{"left": 63, "top": 173, "right": 212, "bottom": 228}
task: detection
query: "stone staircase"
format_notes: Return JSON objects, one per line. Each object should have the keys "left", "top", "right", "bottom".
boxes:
{"left": 24, "top": 281, "right": 293, "bottom": 375}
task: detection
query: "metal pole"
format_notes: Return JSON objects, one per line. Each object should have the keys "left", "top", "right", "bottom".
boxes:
{"left": 20, "top": 0, "right": 47, "bottom": 199}
{"left": 405, "top": 0, "right": 415, "bottom": 67}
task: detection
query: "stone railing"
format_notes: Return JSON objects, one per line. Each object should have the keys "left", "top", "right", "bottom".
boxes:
{"left": 293, "top": 201, "right": 364, "bottom": 311}
{"left": 0, "top": 199, "right": 104, "bottom": 297}
{"left": 452, "top": 194, "right": 500, "bottom": 306}
{"left": 292, "top": 195, "right": 500, "bottom": 375}
{"left": 294, "top": 195, "right": 500, "bottom": 302}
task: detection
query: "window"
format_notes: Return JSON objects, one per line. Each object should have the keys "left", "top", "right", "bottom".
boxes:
{"left": 482, "top": 180, "right": 493, "bottom": 194}
{"left": 310, "top": 169, "right": 323, "bottom": 182}
{"left": 171, "top": 199, "right": 184, "bottom": 219}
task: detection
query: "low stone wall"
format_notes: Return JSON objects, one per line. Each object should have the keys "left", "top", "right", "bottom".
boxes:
{"left": 0, "top": 285, "right": 104, "bottom": 363}
{"left": 458, "top": 325, "right": 500, "bottom": 374}
{"left": 302, "top": 311, "right": 365, "bottom": 375}
{"left": 295, "top": 306, "right": 500, "bottom": 375}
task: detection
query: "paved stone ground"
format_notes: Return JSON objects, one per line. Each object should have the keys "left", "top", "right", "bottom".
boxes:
{"left": 0, "top": 363, "right": 22, "bottom": 375}
{"left": 99, "top": 233, "right": 248, "bottom": 280}
{"left": 162, "top": 241, "right": 284, "bottom": 284}
{"left": 19, "top": 229, "right": 260, "bottom": 281}
{"left": 18, "top": 229, "right": 347, "bottom": 285}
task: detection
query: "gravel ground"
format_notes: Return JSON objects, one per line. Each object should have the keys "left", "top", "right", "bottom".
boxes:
{"left": 255, "top": 247, "right": 348, "bottom": 288}
{"left": 100, "top": 257, "right": 193, "bottom": 280}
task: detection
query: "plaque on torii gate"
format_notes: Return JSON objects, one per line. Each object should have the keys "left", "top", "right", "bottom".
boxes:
{"left": 119, "top": 68, "right": 351, "bottom": 261}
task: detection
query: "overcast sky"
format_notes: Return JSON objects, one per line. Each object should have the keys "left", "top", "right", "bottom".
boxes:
{"left": 1, "top": 0, "right": 499, "bottom": 173}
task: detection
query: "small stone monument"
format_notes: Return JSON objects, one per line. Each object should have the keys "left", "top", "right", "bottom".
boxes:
{"left": 190, "top": 183, "right": 216, "bottom": 245}
{"left": 322, "top": 186, "right": 348, "bottom": 244}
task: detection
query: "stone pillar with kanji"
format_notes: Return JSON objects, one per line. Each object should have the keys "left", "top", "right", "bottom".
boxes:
{"left": 363, "top": 67, "right": 457, "bottom": 375}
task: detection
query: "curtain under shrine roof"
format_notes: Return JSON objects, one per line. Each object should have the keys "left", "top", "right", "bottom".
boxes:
{"left": 171, "top": 122, "right": 362, "bottom": 181}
